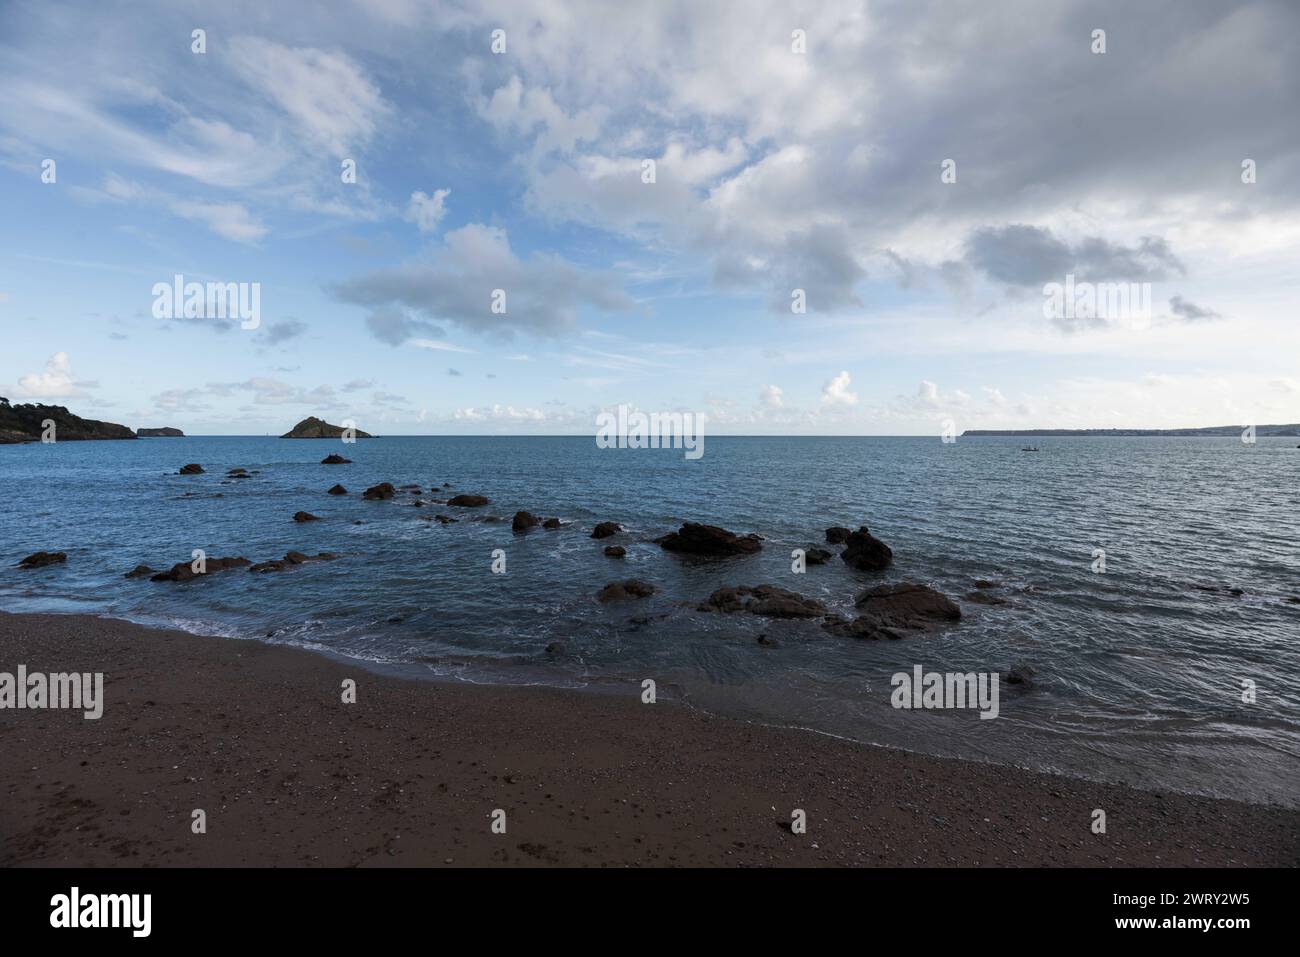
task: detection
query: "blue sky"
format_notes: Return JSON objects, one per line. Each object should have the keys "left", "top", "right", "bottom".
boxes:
{"left": 2, "top": 0, "right": 1298, "bottom": 434}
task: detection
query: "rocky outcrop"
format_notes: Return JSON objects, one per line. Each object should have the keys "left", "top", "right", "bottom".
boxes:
{"left": 327, "top": 484, "right": 348, "bottom": 495}
{"left": 699, "top": 585, "right": 827, "bottom": 618}
{"left": 656, "top": 522, "right": 762, "bottom": 556}
{"left": 18, "top": 551, "right": 67, "bottom": 569}
{"left": 825, "top": 526, "right": 851, "bottom": 544}
{"left": 603, "top": 545, "right": 626, "bottom": 558}
{"left": 597, "top": 579, "right": 657, "bottom": 602}
{"left": 249, "top": 551, "right": 338, "bottom": 573}
{"left": 823, "top": 582, "right": 960, "bottom": 639}
{"left": 281, "top": 417, "right": 373, "bottom": 439}
{"left": 803, "top": 547, "right": 833, "bottom": 565}
{"left": 124, "top": 564, "right": 156, "bottom": 579}
{"left": 150, "top": 556, "right": 251, "bottom": 582}
{"left": 542, "top": 518, "right": 563, "bottom": 529}
{"left": 840, "top": 525, "right": 893, "bottom": 571}
{"left": 447, "top": 494, "right": 490, "bottom": 507}
{"left": 321, "top": 453, "right": 352, "bottom": 464}
{"left": 512, "top": 511, "right": 541, "bottom": 532}
{"left": 0, "top": 398, "right": 136, "bottom": 443}
{"left": 591, "top": 521, "right": 622, "bottom": 539}
{"left": 292, "top": 511, "right": 320, "bottom": 522}
{"left": 362, "top": 482, "right": 396, "bottom": 500}
{"left": 178, "top": 463, "right": 205, "bottom": 475}
{"left": 138, "top": 427, "right": 184, "bottom": 437}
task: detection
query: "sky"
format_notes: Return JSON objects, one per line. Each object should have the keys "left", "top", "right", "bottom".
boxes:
{"left": 1, "top": 0, "right": 1298, "bottom": 435}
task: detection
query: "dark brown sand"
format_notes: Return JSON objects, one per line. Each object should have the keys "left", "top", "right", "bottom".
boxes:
{"left": 2, "top": 611, "right": 1296, "bottom": 867}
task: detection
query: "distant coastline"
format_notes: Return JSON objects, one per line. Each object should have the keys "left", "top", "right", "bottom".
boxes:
{"left": 963, "top": 424, "right": 1300, "bottom": 437}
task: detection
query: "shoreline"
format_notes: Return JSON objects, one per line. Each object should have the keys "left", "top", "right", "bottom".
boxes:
{"left": 2, "top": 610, "right": 1296, "bottom": 867}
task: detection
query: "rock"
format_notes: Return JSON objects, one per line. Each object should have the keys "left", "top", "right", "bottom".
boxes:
{"left": 321, "top": 453, "right": 352, "bottom": 464}
{"left": 137, "top": 427, "right": 183, "bottom": 437}
{"left": 293, "top": 511, "right": 320, "bottom": 522}
{"left": 542, "top": 518, "right": 563, "bottom": 529}
{"left": 327, "top": 484, "right": 348, "bottom": 495}
{"left": 964, "top": 591, "right": 1007, "bottom": 606}
{"left": 757, "top": 634, "right": 779, "bottom": 647}
{"left": 178, "top": 463, "right": 204, "bottom": 475}
{"left": 591, "top": 521, "right": 623, "bottom": 539}
{"left": 1006, "top": 664, "right": 1036, "bottom": 687}
{"left": 124, "top": 564, "right": 156, "bottom": 579}
{"left": 512, "top": 511, "right": 541, "bottom": 532}
{"left": 545, "top": 642, "right": 565, "bottom": 656}
{"left": 597, "top": 579, "right": 657, "bottom": 602}
{"left": 362, "top": 482, "right": 396, "bottom": 500}
{"left": 803, "top": 547, "right": 833, "bottom": 565}
{"left": 826, "top": 526, "right": 852, "bottom": 544}
{"left": 840, "top": 525, "right": 893, "bottom": 571}
{"left": 447, "top": 494, "right": 490, "bottom": 507}
{"left": 973, "top": 579, "right": 999, "bottom": 589}
{"left": 282, "top": 417, "right": 373, "bottom": 439}
{"left": 656, "top": 522, "right": 762, "bottom": 556}
{"left": 699, "top": 585, "right": 827, "bottom": 618}
{"left": 249, "top": 551, "right": 337, "bottom": 573}
{"left": 150, "top": 556, "right": 251, "bottom": 582}
{"left": 433, "top": 514, "right": 458, "bottom": 524}
{"left": 226, "top": 468, "right": 251, "bottom": 478}
{"left": 603, "top": 545, "right": 627, "bottom": 558}
{"left": 18, "top": 551, "right": 67, "bottom": 569}
{"left": 824, "top": 582, "right": 960, "bottom": 639}
{"left": 0, "top": 398, "right": 135, "bottom": 443}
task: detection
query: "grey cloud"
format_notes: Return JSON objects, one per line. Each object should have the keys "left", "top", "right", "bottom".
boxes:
{"left": 262, "top": 318, "right": 308, "bottom": 345}
{"left": 1169, "top": 295, "right": 1222, "bottom": 321}
{"left": 965, "top": 225, "right": 1185, "bottom": 287}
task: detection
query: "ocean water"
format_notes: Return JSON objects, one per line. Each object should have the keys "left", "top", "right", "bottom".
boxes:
{"left": 2, "top": 434, "right": 1298, "bottom": 806}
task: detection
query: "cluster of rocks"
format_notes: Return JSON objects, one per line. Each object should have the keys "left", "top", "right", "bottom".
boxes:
{"left": 17, "top": 551, "right": 67, "bottom": 569}
{"left": 126, "top": 551, "right": 338, "bottom": 582}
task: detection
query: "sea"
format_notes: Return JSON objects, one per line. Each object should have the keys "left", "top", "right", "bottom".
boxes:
{"left": 2, "top": 434, "right": 1297, "bottom": 806}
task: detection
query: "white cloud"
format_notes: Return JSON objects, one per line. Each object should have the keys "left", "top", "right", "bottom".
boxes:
{"left": 15, "top": 352, "right": 95, "bottom": 398}
{"left": 760, "top": 384, "right": 784, "bottom": 408}
{"left": 821, "top": 371, "right": 857, "bottom": 407}
{"left": 405, "top": 189, "right": 450, "bottom": 233}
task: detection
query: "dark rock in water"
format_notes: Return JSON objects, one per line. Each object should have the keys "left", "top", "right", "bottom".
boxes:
{"left": 1006, "top": 664, "right": 1036, "bottom": 687}
{"left": 591, "top": 521, "right": 623, "bottom": 539}
{"left": 545, "top": 641, "right": 565, "bottom": 656}
{"left": 824, "top": 582, "right": 960, "bottom": 639}
{"left": 138, "top": 427, "right": 184, "bottom": 437}
{"left": 840, "top": 525, "right": 892, "bottom": 571}
{"left": 282, "top": 416, "right": 372, "bottom": 439}
{"left": 249, "top": 551, "right": 337, "bottom": 573}
{"left": 542, "top": 517, "right": 563, "bottom": 529}
{"left": 964, "top": 590, "right": 1007, "bottom": 606}
{"left": 597, "top": 579, "right": 657, "bottom": 602}
{"left": 18, "top": 551, "right": 67, "bottom": 569}
{"left": 803, "top": 546, "right": 833, "bottom": 565}
{"left": 603, "top": 545, "right": 627, "bottom": 558}
{"left": 178, "top": 463, "right": 204, "bottom": 475}
{"left": 825, "top": 526, "right": 852, "bottom": 545}
{"left": 433, "top": 514, "right": 458, "bottom": 524}
{"left": 512, "top": 511, "right": 541, "bottom": 532}
{"left": 656, "top": 522, "right": 762, "bottom": 556}
{"left": 362, "top": 482, "right": 396, "bottom": 500}
{"left": 151, "top": 556, "right": 251, "bottom": 582}
{"left": 226, "top": 467, "right": 251, "bottom": 478}
{"left": 1286, "top": 596, "right": 1300, "bottom": 605}
{"left": 447, "top": 493, "right": 490, "bottom": 507}
{"left": 327, "top": 484, "right": 348, "bottom": 495}
{"left": 973, "top": 579, "right": 999, "bottom": 589}
{"left": 124, "top": 564, "right": 156, "bottom": 579}
{"left": 293, "top": 511, "right": 320, "bottom": 522}
{"left": 757, "top": 634, "right": 779, "bottom": 647}
{"left": 699, "top": 585, "right": 827, "bottom": 618}
{"left": 321, "top": 453, "right": 352, "bottom": 465}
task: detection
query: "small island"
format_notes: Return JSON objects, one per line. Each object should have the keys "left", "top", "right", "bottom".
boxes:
{"left": 137, "top": 427, "right": 185, "bottom": 437}
{"left": 0, "top": 397, "right": 136, "bottom": 443}
{"left": 963, "top": 424, "right": 1300, "bottom": 437}
{"left": 281, "top": 416, "right": 373, "bottom": 439}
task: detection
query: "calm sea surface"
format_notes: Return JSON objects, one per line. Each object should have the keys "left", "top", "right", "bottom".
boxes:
{"left": 2, "top": 435, "right": 1297, "bottom": 805}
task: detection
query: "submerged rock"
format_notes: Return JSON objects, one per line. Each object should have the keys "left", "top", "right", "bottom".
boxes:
{"left": 699, "top": 585, "right": 827, "bottom": 618}
{"left": 249, "top": 551, "right": 338, "bottom": 573}
{"left": 433, "top": 514, "right": 458, "bottom": 524}
{"left": 124, "top": 564, "right": 156, "bottom": 579}
{"left": 150, "top": 556, "right": 251, "bottom": 582}
{"left": 597, "top": 579, "right": 657, "bottom": 602}
{"left": 840, "top": 525, "right": 893, "bottom": 571}
{"left": 321, "top": 453, "right": 352, "bottom": 465}
{"left": 591, "top": 521, "right": 623, "bottom": 539}
{"left": 447, "top": 493, "right": 490, "bottom": 507}
{"left": 362, "top": 482, "right": 396, "bottom": 500}
{"left": 226, "top": 468, "right": 251, "bottom": 478}
{"left": 1006, "top": 664, "right": 1036, "bottom": 687}
{"left": 656, "top": 522, "right": 762, "bottom": 556}
{"left": 18, "top": 551, "right": 67, "bottom": 569}
{"left": 603, "top": 545, "right": 627, "bottom": 558}
{"left": 512, "top": 511, "right": 541, "bottom": 532}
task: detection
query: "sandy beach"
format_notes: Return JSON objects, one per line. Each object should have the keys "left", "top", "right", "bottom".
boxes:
{"left": 2, "top": 610, "right": 1296, "bottom": 867}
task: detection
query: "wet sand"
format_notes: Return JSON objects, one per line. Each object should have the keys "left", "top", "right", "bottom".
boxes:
{"left": 1, "top": 611, "right": 1296, "bottom": 867}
